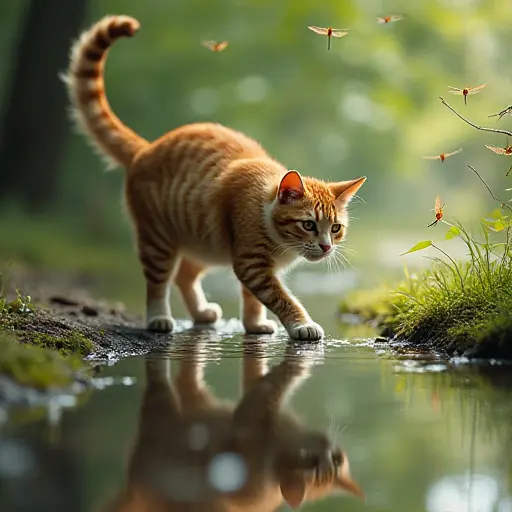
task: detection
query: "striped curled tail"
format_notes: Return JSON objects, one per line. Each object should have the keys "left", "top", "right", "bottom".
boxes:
{"left": 62, "top": 15, "right": 148, "bottom": 169}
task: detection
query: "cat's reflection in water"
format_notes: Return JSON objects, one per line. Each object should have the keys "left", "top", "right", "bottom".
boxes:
{"left": 105, "top": 340, "right": 363, "bottom": 511}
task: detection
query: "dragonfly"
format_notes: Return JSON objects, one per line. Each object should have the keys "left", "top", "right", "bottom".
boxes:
{"left": 307, "top": 26, "right": 349, "bottom": 50}
{"left": 377, "top": 15, "right": 403, "bottom": 24}
{"left": 428, "top": 195, "right": 444, "bottom": 227}
{"left": 202, "top": 40, "right": 229, "bottom": 52}
{"left": 422, "top": 148, "right": 462, "bottom": 163}
{"left": 447, "top": 84, "right": 487, "bottom": 105}
{"left": 485, "top": 144, "right": 512, "bottom": 176}
{"left": 488, "top": 105, "right": 512, "bottom": 123}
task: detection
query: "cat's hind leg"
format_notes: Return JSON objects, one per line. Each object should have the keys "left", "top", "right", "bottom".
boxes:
{"left": 175, "top": 258, "right": 223, "bottom": 324}
{"left": 139, "top": 238, "right": 180, "bottom": 333}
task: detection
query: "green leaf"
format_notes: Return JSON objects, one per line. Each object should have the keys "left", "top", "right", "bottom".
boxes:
{"left": 494, "top": 219, "right": 506, "bottom": 232}
{"left": 400, "top": 240, "right": 432, "bottom": 256}
{"left": 490, "top": 208, "right": 504, "bottom": 220}
{"left": 445, "top": 226, "right": 460, "bottom": 240}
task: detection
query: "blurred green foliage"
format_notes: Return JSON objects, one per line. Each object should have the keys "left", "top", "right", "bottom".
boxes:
{"left": 1, "top": 0, "right": 512, "bottom": 300}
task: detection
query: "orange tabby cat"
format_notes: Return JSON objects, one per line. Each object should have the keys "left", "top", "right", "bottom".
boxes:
{"left": 63, "top": 15, "right": 366, "bottom": 341}
{"left": 101, "top": 340, "right": 364, "bottom": 511}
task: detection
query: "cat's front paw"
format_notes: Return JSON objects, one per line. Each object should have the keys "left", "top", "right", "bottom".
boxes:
{"left": 193, "top": 302, "right": 223, "bottom": 324}
{"left": 287, "top": 321, "right": 324, "bottom": 341}
{"left": 147, "top": 316, "right": 175, "bottom": 333}
{"left": 244, "top": 319, "right": 278, "bottom": 335}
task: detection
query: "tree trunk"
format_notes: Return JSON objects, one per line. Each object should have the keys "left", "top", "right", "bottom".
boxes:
{"left": 0, "top": 0, "right": 88, "bottom": 212}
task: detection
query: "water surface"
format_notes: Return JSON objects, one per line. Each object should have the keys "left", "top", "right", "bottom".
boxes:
{"left": 0, "top": 298, "right": 511, "bottom": 512}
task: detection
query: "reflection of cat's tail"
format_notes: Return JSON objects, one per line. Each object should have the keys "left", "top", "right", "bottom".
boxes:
{"left": 62, "top": 16, "right": 149, "bottom": 170}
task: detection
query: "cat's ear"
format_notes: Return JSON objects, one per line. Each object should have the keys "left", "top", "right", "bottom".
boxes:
{"left": 279, "top": 471, "right": 307, "bottom": 509}
{"left": 336, "top": 464, "right": 365, "bottom": 501}
{"left": 278, "top": 170, "right": 305, "bottom": 204}
{"left": 330, "top": 176, "right": 366, "bottom": 209}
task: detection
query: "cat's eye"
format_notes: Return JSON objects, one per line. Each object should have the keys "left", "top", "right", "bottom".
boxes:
{"left": 332, "top": 451, "right": 344, "bottom": 467}
{"left": 331, "top": 223, "right": 342, "bottom": 234}
{"left": 302, "top": 220, "right": 317, "bottom": 231}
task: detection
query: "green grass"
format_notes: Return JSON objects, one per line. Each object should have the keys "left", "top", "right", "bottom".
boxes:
{"left": 341, "top": 217, "right": 512, "bottom": 358}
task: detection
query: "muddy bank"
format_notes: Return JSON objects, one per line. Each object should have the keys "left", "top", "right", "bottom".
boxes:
{"left": 0, "top": 273, "right": 171, "bottom": 408}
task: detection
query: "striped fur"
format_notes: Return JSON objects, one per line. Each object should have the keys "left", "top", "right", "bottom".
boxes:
{"left": 64, "top": 15, "right": 367, "bottom": 341}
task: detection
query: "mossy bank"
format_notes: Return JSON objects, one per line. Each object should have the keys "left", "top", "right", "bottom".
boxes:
{"left": 0, "top": 281, "right": 168, "bottom": 404}
{"left": 340, "top": 263, "right": 512, "bottom": 360}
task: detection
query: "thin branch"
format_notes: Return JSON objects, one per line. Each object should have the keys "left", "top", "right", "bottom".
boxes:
{"left": 439, "top": 97, "right": 512, "bottom": 138}
{"left": 467, "top": 164, "right": 512, "bottom": 213}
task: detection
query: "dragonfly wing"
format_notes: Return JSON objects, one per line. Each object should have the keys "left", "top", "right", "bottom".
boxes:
{"left": 391, "top": 15, "right": 403, "bottom": 21}
{"left": 468, "top": 83, "right": 487, "bottom": 95}
{"left": 485, "top": 145, "right": 506, "bottom": 155}
{"left": 445, "top": 148, "right": 462, "bottom": 158}
{"left": 216, "top": 41, "right": 228, "bottom": 51}
{"left": 331, "top": 30, "right": 349, "bottom": 37}
{"left": 308, "top": 26, "right": 328, "bottom": 34}
{"left": 422, "top": 156, "right": 440, "bottom": 160}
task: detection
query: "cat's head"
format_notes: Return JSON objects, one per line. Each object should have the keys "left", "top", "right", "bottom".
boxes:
{"left": 269, "top": 170, "right": 366, "bottom": 262}
{"left": 277, "top": 434, "right": 364, "bottom": 508}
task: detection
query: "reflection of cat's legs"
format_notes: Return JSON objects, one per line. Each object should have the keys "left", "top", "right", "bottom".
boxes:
{"left": 175, "top": 258, "right": 223, "bottom": 324}
{"left": 234, "top": 346, "right": 318, "bottom": 425}
{"left": 174, "top": 342, "right": 216, "bottom": 414}
{"left": 129, "top": 357, "right": 181, "bottom": 478}
{"left": 242, "top": 341, "right": 268, "bottom": 393}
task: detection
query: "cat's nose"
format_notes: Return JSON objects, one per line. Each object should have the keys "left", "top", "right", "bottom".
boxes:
{"left": 319, "top": 244, "right": 331, "bottom": 253}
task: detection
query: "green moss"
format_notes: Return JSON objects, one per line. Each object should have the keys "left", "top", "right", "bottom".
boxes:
{"left": 348, "top": 256, "right": 512, "bottom": 358}
{"left": 23, "top": 330, "right": 94, "bottom": 357}
{"left": 0, "top": 332, "right": 83, "bottom": 389}
{"left": 1, "top": 277, "right": 94, "bottom": 357}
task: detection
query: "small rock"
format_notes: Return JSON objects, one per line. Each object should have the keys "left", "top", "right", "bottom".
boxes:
{"left": 375, "top": 336, "right": 388, "bottom": 343}
{"left": 49, "top": 296, "right": 79, "bottom": 307}
{"left": 81, "top": 305, "right": 99, "bottom": 317}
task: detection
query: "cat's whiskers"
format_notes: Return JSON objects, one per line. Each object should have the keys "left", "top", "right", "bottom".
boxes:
{"left": 266, "top": 242, "right": 303, "bottom": 261}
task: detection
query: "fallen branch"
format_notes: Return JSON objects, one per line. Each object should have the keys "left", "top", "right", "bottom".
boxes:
{"left": 439, "top": 97, "right": 512, "bottom": 138}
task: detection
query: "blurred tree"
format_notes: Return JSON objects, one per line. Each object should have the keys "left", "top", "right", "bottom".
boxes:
{"left": 0, "top": 0, "right": 88, "bottom": 212}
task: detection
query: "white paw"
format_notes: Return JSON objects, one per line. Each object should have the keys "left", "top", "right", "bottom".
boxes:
{"left": 287, "top": 321, "right": 324, "bottom": 341}
{"left": 244, "top": 319, "right": 278, "bottom": 335}
{"left": 193, "top": 302, "right": 223, "bottom": 324}
{"left": 147, "top": 315, "right": 175, "bottom": 333}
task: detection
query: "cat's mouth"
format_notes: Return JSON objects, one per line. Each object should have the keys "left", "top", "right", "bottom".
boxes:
{"left": 304, "top": 251, "right": 331, "bottom": 262}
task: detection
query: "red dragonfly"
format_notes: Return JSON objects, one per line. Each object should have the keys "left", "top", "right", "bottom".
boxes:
{"left": 423, "top": 148, "right": 462, "bottom": 163}
{"left": 488, "top": 105, "right": 512, "bottom": 123}
{"left": 485, "top": 144, "right": 512, "bottom": 175}
{"left": 447, "top": 84, "right": 487, "bottom": 105}
{"left": 428, "top": 195, "right": 444, "bottom": 227}
{"left": 202, "top": 40, "right": 229, "bottom": 52}
{"left": 307, "top": 26, "right": 348, "bottom": 50}
{"left": 377, "top": 15, "right": 403, "bottom": 24}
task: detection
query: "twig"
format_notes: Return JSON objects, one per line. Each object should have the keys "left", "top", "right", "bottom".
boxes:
{"left": 467, "top": 164, "right": 512, "bottom": 213}
{"left": 439, "top": 97, "right": 512, "bottom": 138}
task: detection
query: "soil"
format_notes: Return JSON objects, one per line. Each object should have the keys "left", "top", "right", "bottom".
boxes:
{"left": 2, "top": 267, "right": 170, "bottom": 361}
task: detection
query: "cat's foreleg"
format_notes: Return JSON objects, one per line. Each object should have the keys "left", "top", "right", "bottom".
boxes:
{"left": 234, "top": 259, "right": 324, "bottom": 341}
